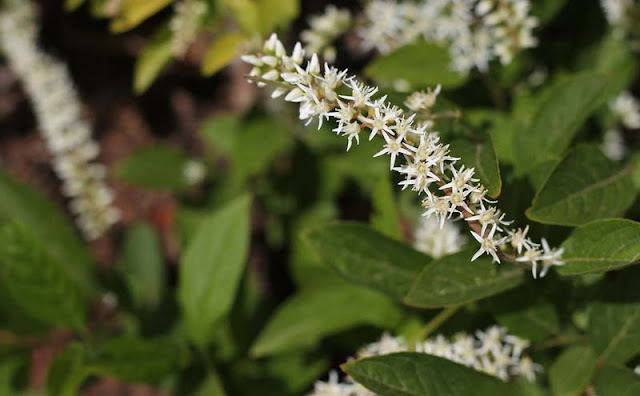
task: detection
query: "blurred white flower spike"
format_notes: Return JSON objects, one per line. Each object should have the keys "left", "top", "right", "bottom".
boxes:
{"left": 244, "top": 33, "right": 564, "bottom": 278}
{"left": 301, "top": 5, "right": 351, "bottom": 62}
{"left": 358, "top": 0, "right": 538, "bottom": 72}
{"left": 0, "top": 0, "right": 119, "bottom": 240}
{"left": 310, "top": 328, "right": 540, "bottom": 395}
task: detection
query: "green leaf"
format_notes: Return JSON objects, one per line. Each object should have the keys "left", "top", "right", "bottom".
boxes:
{"left": 343, "top": 352, "right": 514, "bottom": 396}
{"left": 201, "top": 33, "right": 246, "bottom": 76}
{"left": 589, "top": 269, "right": 640, "bottom": 364}
{"left": 0, "top": 224, "right": 86, "bottom": 331}
{"left": 404, "top": 249, "right": 524, "bottom": 308}
{"left": 304, "top": 222, "right": 427, "bottom": 301}
{"left": 256, "top": 0, "right": 299, "bottom": 34}
{"left": 133, "top": 27, "right": 173, "bottom": 94}
{"left": 449, "top": 137, "right": 502, "bottom": 198}
{"left": 111, "top": 0, "right": 172, "bottom": 33}
{"left": 64, "top": 0, "right": 86, "bottom": 11}
{"left": 0, "top": 170, "right": 95, "bottom": 296}
{"left": 594, "top": 365, "right": 640, "bottom": 396}
{"left": 222, "top": 0, "right": 259, "bottom": 34}
{"left": 370, "top": 174, "right": 403, "bottom": 240}
{"left": 366, "top": 42, "right": 468, "bottom": 89}
{"left": 593, "top": 34, "right": 639, "bottom": 101}
{"left": 201, "top": 115, "right": 240, "bottom": 156}
{"left": 194, "top": 372, "right": 227, "bottom": 396}
{"left": 514, "top": 73, "right": 607, "bottom": 176}
{"left": 47, "top": 344, "right": 89, "bottom": 396}
{"left": 526, "top": 144, "right": 635, "bottom": 226}
{"left": 250, "top": 286, "right": 402, "bottom": 357}
{"left": 548, "top": 345, "right": 598, "bottom": 396}
{"left": 495, "top": 303, "right": 560, "bottom": 342}
{"left": 114, "top": 144, "right": 195, "bottom": 191}
{"left": 0, "top": 355, "right": 27, "bottom": 396}
{"left": 231, "top": 117, "right": 292, "bottom": 182}
{"left": 559, "top": 219, "right": 640, "bottom": 275}
{"left": 118, "top": 223, "right": 166, "bottom": 309}
{"left": 531, "top": 0, "right": 568, "bottom": 24}
{"left": 91, "top": 337, "right": 186, "bottom": 383}
{"left": 178, "top": 195, "right": 251, "bottom": 347}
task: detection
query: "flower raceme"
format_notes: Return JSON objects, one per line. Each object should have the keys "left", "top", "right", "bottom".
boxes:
{"left": 243, "top": 34, "right": 564, "bottom": 278}
{"left": 309, "top": 327, "right": 540, "bottom": 395}
{"left": 0, "top": 0, "right": 119, "bottom": 240}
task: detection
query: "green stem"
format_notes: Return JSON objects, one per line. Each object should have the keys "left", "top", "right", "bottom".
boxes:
{"left": 533, "top": 334, "right": 588, "bottom": 351}
{"left": 417, "top": 304, "right": 463, "bottom": 341}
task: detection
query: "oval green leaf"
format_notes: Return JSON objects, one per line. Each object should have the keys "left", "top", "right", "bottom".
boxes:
{"left": 404, "top": 249, "right": 524, "bottom": 308}
{"left": 526, "top": 144, "right": 635, "bottom": 226}
{"left": 178, "top": 195, "right": 251, "bottom": 347}
{"left": 343, "top": 352, "right": 514, "bottom": 396}
{"left": 548, "top": 345, "right": 598, "bottom": 396}
{"left": 250, "top": 286, "right": 402, "bottom": 357}
{"left": 449, "top": 137, "right": 502, "bottom": 198}
{"left": 365, "top": 42, "right": 468, "bottom": 88}
{"left": 304, "top": 222, "right": 428, "bottom": 301}
{"left": 559, "top": 219, "right": 640, "bottom": 275}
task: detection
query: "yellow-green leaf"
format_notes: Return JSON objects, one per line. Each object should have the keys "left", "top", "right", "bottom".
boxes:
{"left": 134, "top": 28, "right": 174, "bottom": 94}
{"left": 222, "top": 0, "right": 259, "bottom": 34}
{"left": 111, "top": 0, "right": 172, "bottom": 33}
{"left": 201, "top": 33, "right": 246, "bottom": 76}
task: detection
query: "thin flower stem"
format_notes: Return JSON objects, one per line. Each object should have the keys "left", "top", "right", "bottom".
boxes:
{"left": 533, "top": 334, "right": 588, "bottom": 351}
{"left": 417, "top": 304, "right": 463, "bottom": 341}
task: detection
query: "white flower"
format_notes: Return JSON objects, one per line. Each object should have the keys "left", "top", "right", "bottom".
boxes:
{"left": 516, "top": 247, "right": 544, "bottom": 279}
{"left": 539, "top": 238, "right": 564, "bottom": 278}
{"left": 610, "top": 91, "right": 640, "bottom": 129}
{"left": 301, "top": 5, "right": 351, "bottom": 62}
{"left": 471, "top": 225, "right": 505, "bottom": 263}
{"left": 183, "top": 159, "right": 206, "bottom": 185}
{"left": 601, "top": 128, "right": 627, "bottom": 161}
{"left": 511, "top": 356, "right": 543, "bottom": 382}
{"left": 404, "top": 85, "right": 441, "bottom": 112}
{"left": 600, "top": 0, "right": 633, "bottom": 26}
{"left": 413, "top": 216, "right": 466, "bottom": 258}
{"left": 244, "top": 34, "right": 563, "bottom": 279}
{"left": 0, "top": 0, "right": 118, "bottom": 240}
{"left": 169, "top": 0, "right": 207, "bottom": 56}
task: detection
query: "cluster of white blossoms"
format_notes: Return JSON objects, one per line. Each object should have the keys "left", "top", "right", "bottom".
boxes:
{"left": 600, "top": 0, "right": 634, "bottom": 27}
{"left": 169, "top": 0, "right": 208, "bottom": 57}
{"left": 357, "top": 0, "right": 538, "bottom": 72}
{"left": 0, "top": 0, "right": 119, "bottom": 240}
{"left": 301, "top": 5, "right": 352, "bottom": 62}
{"left": 309, "top": 328, "right": 540, "bottom": 395}
{"left": 413, "top": 216, "right": 466, "bottom": 259}
{"left": 602, "top": 91, "right": 640, "bottom": 160}
{"left": 243, "top": 34, "right": 564, "bottom": 278}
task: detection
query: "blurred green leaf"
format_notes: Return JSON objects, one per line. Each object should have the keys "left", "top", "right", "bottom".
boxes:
{"left": 118, "top": 223, "right": 166, "bottom": 309}
{"left": 0, "top": 355, "right": 26, "bottom": 396}
{"left": 114, "top": 145, "right": 194, "bottom": 191}
{"left": 111, "top": 0, "right": 172, "bottom": 33}
{"left": 0, "top": 170, "right": 95, "bottom": 296}
{"left": 222, "top": 0, "right": 259, "bottom": 33}
{"left": 251, "top": 286, "right": 402, "bottom": 357}
{"left": 343, "top": 352, "right": 514, "bottom": 396}
{"left": 47, "top": 344, "right": 89, "bottom": 396}
{"left": 531, "top": 0, "right": 569, "bottom": 24}
{"left": 194, "top": 372, "right": 227, "bottom": 396}
{"left": 370, "top": 174, "right": 403, "bottom": 240}
{"left": 593, "top": 34, "right": 639, "bottom": 101}
{"left": 64, "top": 0, "right": 86, "bottom": 11}
{"left": 449, "top": 137, "right": 502, "bottom": 198}
{"left": 366, "top": 42, "right": 468, "bottom": 89}
{"left": 133, "top": 27, "right": 173, "bottom": 94}
{"left": 514, "top": 73, "right": 607, "bottom": 176}
{"left": 589, "top": 269, "right": 640, "bottom": 364}
{"left": 178, "top": 194, "right": 251, "bottom": 347}
{"left": 256, "top": 0, "right": 299, "bottom": 33}
{"left": 594, "top": 365, "right": 640, "bottom": 396}
{"left": 0, "top": 224, "right": 86, "bottom": 331}
{"left": 548, "top": 345, "right": 597, "bottom": 396}
{"left": 526, "top": 145, "right": 635, "bottom": 226}
{"left": 231, "top": 117, "right": 292, "bottom": 182}
{"left": 496, "top": 303, "right": 560, "bottom": 342}
{"left": 404, "top": 249, "right": 524, "bottom": 308}
{"left": 559, "top": 219, "right": 640, "bottom": 275}
{"left": 201, "top": 33, "right": 246, "bottom": 76}
{"left": 90, "top": 336, "right": 186, "bottom": 383}
{"left": 201, "top": 114, "right": 241, "bottom": 156}
{"left": 304, "top": 222, "right": 426, "bottom": 300}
